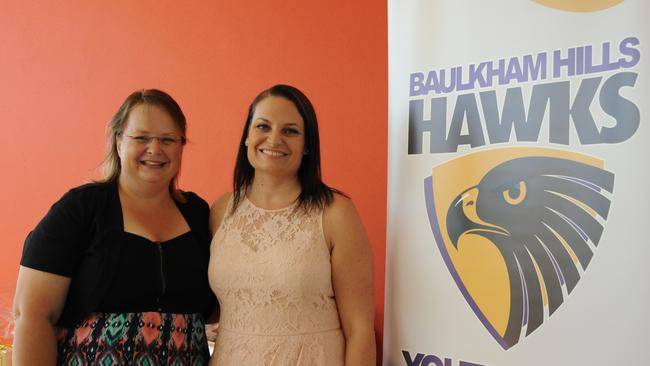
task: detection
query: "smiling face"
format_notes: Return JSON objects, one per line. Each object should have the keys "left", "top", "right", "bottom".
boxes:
{"left": 117, "top": 103, "right": 184, "bottom": 187}
{"left": 246, "top": 96, "right": 306, "bottom": 179}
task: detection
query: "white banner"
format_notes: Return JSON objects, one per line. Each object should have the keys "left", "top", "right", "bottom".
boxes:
{"left": 385, "top": 1, "right": 649, "bottom": 365}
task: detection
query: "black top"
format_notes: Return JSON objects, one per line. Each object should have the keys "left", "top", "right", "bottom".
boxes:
{"left": 20, "top": 180, "right": 216, "bottom": 327}
{"left": 96, "top": 231, "right": 209, "bottom": 314}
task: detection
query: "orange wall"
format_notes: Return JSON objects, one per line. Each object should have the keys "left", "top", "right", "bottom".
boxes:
{"left": 0, "top": 0, "right": 387, "bottom": 348}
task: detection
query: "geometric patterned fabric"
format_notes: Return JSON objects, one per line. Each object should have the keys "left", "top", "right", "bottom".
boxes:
{"left": 56, "top": 312, "right": 209, "bottom": 365}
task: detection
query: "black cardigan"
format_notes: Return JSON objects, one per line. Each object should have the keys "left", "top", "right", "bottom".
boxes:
{"left": 20, "top": 180, "right": 216, "bottom": 327}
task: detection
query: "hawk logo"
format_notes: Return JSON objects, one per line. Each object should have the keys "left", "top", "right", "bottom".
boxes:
{"left": 424, "top": 147, "right": 614, "bottom": 349}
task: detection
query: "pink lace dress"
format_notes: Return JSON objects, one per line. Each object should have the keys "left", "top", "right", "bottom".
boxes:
{"left": 208, "top": 197, "right": 344, "bottom": 365}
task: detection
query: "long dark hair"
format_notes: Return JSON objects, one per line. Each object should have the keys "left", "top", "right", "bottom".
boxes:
{"left": 98, "top": 89, "right": 188, "bottom": 202}
{"left": 232, "top": 84, "right": 342, "bottom": 212}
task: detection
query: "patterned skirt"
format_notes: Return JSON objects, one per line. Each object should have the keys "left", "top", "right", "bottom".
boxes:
{"left": 57, "top": 312, "right": 210, "bottom": 366}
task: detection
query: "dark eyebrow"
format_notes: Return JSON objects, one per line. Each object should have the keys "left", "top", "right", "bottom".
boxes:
{"left": 253, "top": 118, "right": 301, "bottom": 129}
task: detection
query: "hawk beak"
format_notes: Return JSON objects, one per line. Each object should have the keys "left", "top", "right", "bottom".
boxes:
{"left": 447, "top": 187, "right": 509, "bottom": 247}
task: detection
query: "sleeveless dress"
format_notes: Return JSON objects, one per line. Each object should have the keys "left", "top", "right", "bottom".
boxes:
{"left": 208, "top": 197, "right": 344, "bottom": 365}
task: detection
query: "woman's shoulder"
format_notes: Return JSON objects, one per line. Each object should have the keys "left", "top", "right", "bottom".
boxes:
{"left": 322, "top": 192, "right": 361, "bottom": 233}
{"left": 322, "top": 192, "right": 368, "bottom": 251}
{"left": 211, "top": 192, "right": 233, "bottom": 211}
{"left": 324, "top": 191, "right": 356, "bottom": 215}
{"left": 209, "top": 192, "right": 233, "bottom": 234}
{"left": 176, "top": 191, "right": 212, "bottom": 232}
{"left": 52, "top": 181, "right": 115, "bottom": 210}
{"left": 180, "top": 190, "right": 210, "bottom": 210}
{"left": 67, "top": 181, "right": 113, "bottom": 195}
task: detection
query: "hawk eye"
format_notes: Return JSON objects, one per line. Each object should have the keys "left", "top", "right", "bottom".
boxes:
{"left": 502, "top": 181, "right": 527, "bottom": 205}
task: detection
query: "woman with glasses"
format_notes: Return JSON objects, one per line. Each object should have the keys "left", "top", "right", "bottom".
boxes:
{"left": 13, "top": 89, "right": 216, "bottom": 365}
{"left": 208, "top": 84, "right": 376, "bottom": 365}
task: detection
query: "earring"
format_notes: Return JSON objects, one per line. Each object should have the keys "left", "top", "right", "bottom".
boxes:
{"left": 244, "top": 140, "right": 248, "bottom": 146}
{"left": 303, "top": 149, "right": 309, "bottom": 156}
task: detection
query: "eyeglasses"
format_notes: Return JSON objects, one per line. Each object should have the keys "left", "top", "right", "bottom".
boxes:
{"left": 123, "top": 134, "right": 186, "bottom": 146}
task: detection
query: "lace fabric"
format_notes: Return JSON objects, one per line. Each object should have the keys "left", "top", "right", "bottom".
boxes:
{"left": 208, "top": 198, "right": 344, "bottom": 365}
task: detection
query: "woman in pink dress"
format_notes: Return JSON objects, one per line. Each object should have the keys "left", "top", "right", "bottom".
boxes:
{"left": 208, "top": 84, "right": 376, "bottom": 365}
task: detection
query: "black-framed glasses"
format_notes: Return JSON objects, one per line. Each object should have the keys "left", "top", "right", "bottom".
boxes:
{"left": 123, "top": 134, "right": 186, "bottom": 146}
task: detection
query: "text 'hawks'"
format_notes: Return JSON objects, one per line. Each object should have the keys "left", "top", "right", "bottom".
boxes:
{"left": 407, "top": 37, "right": 641, "bottom": 154}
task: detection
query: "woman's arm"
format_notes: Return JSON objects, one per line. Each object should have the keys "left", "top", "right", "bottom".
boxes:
{"left": 324, "top": 194, "right": 376, "bottom": 365}
{"left": 13, "top": 266, "right": 70, "bottom": 366}
{"left": 209, "top": 193, "right": 233, "bottom": 236}
{"left": 205, "top": 193, "right": 231, "bottom": 331}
